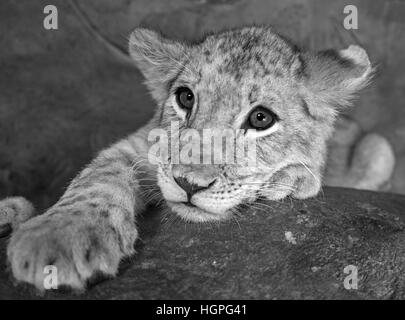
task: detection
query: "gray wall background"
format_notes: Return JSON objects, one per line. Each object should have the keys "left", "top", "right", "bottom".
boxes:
{"left": 1, "top": 0, "right": 405, "bottom": 209}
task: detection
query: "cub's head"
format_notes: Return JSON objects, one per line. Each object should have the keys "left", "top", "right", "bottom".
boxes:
{"left": 129, "top": 26, "right": 373, "bottom": 222}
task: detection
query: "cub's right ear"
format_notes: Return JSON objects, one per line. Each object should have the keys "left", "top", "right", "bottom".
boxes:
{"left": 129, "top": 28, "right": 187, "bottom": 103}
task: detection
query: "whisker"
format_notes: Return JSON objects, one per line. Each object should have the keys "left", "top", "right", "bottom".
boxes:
{"left": 298, "top": 160, "right": 320, "bottom": 185}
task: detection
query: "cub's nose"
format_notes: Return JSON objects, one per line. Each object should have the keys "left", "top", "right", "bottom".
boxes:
{"left": 173, "top": 176, "right": 215, "bottom": 201}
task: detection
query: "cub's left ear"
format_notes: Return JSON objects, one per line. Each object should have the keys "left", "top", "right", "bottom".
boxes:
{"left": 301, "top": 45, "right": 374, "bottom": 119}
{"left": 129, "top": 28, "right": 187, "bottom": 103}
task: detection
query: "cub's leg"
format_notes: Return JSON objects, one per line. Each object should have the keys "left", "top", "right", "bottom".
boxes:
{"left": 324, "top": 116, "right": 395, "bottom": 191}
{"left": 348, "top": 133, "right": 395, "bottom": 190}
{"left": 0, "top": 197, "right": 35, "bottom": 237}
{"left": 6, "top": 127, "right": 155, "bottom": 291}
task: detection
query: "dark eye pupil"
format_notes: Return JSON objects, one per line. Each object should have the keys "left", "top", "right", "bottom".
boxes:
{"left": 247, "top": 106, "right": 277, "bottom": 130}
{"left": 176, "top": 87, "right": 194, "bottom": 110}
{"left": 256, "top": 112, "right": 266, "bottom": 121}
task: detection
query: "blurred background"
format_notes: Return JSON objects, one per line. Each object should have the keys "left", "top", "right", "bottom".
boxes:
{"left": 1, "top": 0, "right": 405, "bottom": 209}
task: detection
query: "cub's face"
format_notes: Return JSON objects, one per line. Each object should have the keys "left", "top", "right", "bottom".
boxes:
{"left": 129, "top": 27, "right": 372, "bottom": 222}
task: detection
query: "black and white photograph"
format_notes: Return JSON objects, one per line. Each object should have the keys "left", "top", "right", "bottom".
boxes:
{"left": 1, "top": 0, "right": 405, "bottom": 306}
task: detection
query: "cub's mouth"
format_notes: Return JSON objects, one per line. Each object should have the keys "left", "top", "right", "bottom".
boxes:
{"left": 166, "top": 201, "right": 231, "bottom": 222}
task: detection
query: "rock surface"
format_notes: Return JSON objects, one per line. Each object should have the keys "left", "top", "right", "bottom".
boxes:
{"left": 1, "top": 0, "right": 405, "bottom": 300}
{"left": 1, "top": 0, "right": 405, "bottom": 208}
{"left": 1, "top": 187, "right": 405, "bottom": 300}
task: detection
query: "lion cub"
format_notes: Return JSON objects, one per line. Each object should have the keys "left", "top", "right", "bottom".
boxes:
{"left": 0, "top": 26, "right": 394, "bottom": 291}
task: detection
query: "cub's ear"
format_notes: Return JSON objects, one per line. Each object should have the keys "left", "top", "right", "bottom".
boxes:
{"left": 129, "top": 28, "right": 187, "bottom": 103}
{"left": 301, "top": 45, "right": 374, "bottom": 119}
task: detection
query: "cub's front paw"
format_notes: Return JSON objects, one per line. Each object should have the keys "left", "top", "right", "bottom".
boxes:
{"left": 0, "top": 197, "right": 35, "bottom": 237}
{"left": 7, "top": 210, "right": 130, "bottom": 292}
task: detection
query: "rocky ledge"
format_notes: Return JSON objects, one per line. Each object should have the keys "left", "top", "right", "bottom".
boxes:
{"left": 1, "top": 187, "right": 405, "bottom": 299}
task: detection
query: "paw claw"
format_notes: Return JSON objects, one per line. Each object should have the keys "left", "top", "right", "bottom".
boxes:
{"left": 7, "top": 212, "right": 122, "bottom": 292}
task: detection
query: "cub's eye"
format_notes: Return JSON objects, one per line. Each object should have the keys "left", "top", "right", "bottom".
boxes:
{"left": 175, "top": 87, "right": 194, "bottom": 110}
{"left": 247, "top": 106, "right": 277, "bottom": 130}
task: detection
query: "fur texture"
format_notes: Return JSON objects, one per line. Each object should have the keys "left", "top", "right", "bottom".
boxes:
{"left": 0, "top": 26, "right": 393, "bottom": 291}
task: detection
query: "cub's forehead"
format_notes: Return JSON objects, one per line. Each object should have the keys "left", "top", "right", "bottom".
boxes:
{"left": 192, "top": 27, "right": 302, "bottom": 81}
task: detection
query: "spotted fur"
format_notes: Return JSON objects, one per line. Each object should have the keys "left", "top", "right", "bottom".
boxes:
{"left": 0, "top": 26, "right": 393, "bottom": 291}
